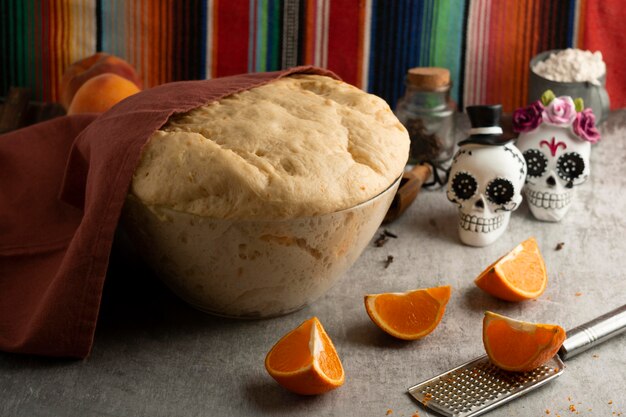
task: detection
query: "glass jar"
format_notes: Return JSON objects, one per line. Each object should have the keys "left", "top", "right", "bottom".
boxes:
{"left": 395, "top": 67, "right": 456, "bottom": 164}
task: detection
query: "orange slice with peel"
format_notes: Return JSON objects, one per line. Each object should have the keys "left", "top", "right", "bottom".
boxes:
{"left": 364, "top": 285, "right": 451, "bottom": 340}
{"left": 265, "top": 317, "right": 345, "bottom": 395}
{"left": 474, "top": 237, "right": 547, "bottom": 301}
{"left": 483, "top": 311, "right": 566, "bottom": 372}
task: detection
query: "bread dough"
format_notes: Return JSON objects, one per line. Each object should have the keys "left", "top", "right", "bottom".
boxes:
{"left": 130, "top": 74, "right": 409, "bottom": 219}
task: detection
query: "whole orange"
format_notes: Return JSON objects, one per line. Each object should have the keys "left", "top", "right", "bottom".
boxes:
{"left": 60, "top": 52, "right": 142, "bottom": 109}
{"left": 67, "top": 73, "right": 141, "bottom": 115}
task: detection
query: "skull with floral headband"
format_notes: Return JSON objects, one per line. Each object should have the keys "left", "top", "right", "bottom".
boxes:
{"left": 513, "top": 90, "right": 600, "bottom": 222}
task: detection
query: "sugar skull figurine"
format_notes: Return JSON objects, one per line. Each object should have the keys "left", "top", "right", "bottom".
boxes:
{"left": 513, "top": 90, "right": 600, "bottom": 222}
{"left": 447, "top": 105, "right": 527, "bottom": 247}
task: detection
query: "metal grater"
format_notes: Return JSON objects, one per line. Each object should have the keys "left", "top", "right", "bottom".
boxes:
{"left": 408, "top": 304, "right": 626, "bottom": 417}
{"left": 408, "top": 355, "right": 564, "bottom": 417}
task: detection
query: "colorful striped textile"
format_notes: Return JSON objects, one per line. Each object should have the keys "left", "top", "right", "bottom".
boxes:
{"left": 463, "top": 0, "right": 586, "bottom": 111}
{"left": 1, "top": 0, "right": 619, "bottom": 114}
{"left": 367, "top": 0, "right": 467, "bottom": 108}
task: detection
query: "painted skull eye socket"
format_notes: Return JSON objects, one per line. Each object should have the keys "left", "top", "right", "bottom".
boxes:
{"left": 451, "top": 172, "right": 477, "bottom": 200}
{"left": 557, "top": 152, "right": 585, "bottom": 181}
{"left": 523, "top": 149, "right": 548, "bottom": 178}
{"left": 486, "top": 178, "right": 515, "bottom": 205}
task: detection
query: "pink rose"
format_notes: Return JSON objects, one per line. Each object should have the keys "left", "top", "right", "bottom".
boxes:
{"left": 513, "top": 100, "right": 544, "bottom": 132}
{"left": 573, "top": 108, "right": 601, "bottom": 143}
{"left": 542, "top": 96, "right": 577, "bottom": 126}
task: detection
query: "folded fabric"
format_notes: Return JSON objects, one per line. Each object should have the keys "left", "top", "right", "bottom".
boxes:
{"left": 0, "top": 66, "right": 338, "bottom": 358}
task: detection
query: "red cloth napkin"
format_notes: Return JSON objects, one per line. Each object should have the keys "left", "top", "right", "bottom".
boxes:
{"left": 0, "top": 66, "right": 338, "bottom": 358}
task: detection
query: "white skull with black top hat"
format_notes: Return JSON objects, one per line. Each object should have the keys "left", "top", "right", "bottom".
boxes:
{"left": 447, "top": 105, "right": 527, "bottom": 247}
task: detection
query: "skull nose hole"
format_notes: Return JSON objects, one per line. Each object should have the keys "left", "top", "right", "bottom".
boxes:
{"left": 475, "top": 199, "right": 485, "bottom": 209}
{"left": 546, "top": 176, "right": 557, "bottom": 186}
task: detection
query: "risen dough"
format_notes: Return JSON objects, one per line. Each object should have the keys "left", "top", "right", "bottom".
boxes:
{"left": 130, "top": 74, "right": 409, "bottom": 219}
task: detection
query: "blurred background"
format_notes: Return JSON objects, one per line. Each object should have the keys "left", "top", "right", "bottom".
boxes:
{"left": 0, "top": 0, "right": 623, "bottom": 113}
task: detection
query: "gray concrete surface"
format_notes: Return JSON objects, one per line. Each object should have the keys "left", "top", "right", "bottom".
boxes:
{"left": 1, "top": 111, "right": 625, "bottom": 417}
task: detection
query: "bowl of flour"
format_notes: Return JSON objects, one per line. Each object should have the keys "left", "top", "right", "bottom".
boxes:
{"left": 529, "top": 49, "right": 610, "bottom": 124}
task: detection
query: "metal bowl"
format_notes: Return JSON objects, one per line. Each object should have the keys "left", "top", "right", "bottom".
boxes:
{"left": 529, "top": 49, "right": 609, "bottom": 124}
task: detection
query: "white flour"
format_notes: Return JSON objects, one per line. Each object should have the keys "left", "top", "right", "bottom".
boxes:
{"left": 532, "top": 48, "right": 605, "bottom": 85}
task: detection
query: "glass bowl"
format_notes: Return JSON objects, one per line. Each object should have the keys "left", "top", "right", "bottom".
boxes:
{"left": 121, "top": 177, "right": 400, "bottom": 318}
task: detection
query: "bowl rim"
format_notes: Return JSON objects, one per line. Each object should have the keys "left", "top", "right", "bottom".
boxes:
{"left": 127, "top": 175, "right": 402, "bottom": 222}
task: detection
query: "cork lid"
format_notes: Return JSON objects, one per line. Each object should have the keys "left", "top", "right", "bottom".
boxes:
{"left": 407, "top": 67, "right": 450, "bottom": 90}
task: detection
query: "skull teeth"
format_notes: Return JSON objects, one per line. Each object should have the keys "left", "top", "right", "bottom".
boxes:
{"left": 459, "top": 213, "right": 504, "bottom": 233}
{"left": 526, "top": 189, "right": 572, "bottom": 209}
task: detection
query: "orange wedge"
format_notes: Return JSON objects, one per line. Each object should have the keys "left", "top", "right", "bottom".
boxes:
{"left": 264, "top": 317, "right": 345, "bottom": 395}
{"left": 483, "top": 311, "right": 566, "bottom": 372}
{"left": 474, "top": 237, "right": 547, "bottom": 301}
{"left": 364, "top": 286, "right": 451, "bottom": 340}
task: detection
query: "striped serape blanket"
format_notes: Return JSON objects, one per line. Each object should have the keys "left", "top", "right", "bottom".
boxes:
{"left": 1, "top": 0, "right": 621, "bottom": 113}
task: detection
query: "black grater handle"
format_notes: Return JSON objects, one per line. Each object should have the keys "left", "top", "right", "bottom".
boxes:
{"left": 559, "top": 304, "right": 626, "bottom": 360}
